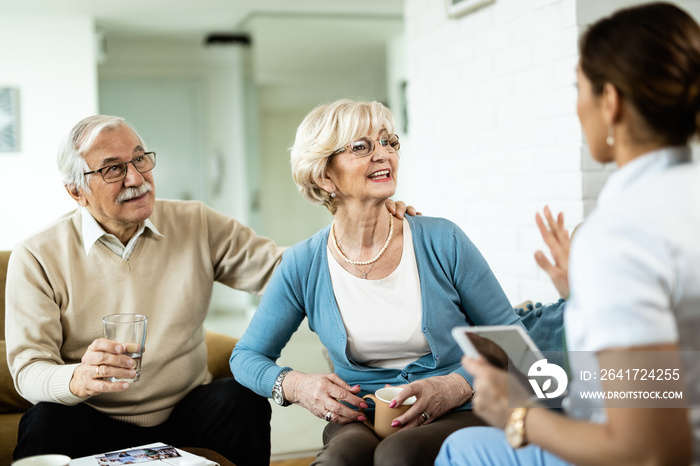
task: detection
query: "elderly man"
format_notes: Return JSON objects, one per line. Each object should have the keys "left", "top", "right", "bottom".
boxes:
{"left": 5, "top": 115, "right": 410, "bottom": 464}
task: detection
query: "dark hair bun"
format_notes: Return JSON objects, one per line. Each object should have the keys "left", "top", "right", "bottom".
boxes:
{"left": 580, "top": 2, "right": 700, "bottom": 144}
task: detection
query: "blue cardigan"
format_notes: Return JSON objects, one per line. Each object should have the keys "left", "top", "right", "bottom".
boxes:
{"left": 230, "top": 215, "right": 524, "bottom": 410}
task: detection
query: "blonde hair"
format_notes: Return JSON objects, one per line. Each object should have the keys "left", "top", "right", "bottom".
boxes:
{"left": 290, "top": 99, "right": 397, "bottom": 214}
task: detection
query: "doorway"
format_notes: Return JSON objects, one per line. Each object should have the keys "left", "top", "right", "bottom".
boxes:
{"left": 99, "top": 76, "right": 207, "bottom": 203}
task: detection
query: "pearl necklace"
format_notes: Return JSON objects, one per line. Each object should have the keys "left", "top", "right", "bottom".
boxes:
{"left": 330, "top": 215, "right": 393, "bottom": 266}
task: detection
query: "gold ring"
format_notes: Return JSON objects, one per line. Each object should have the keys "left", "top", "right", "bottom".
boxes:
{"left": 96, "top": 365, "right": 101, "bottom": 377}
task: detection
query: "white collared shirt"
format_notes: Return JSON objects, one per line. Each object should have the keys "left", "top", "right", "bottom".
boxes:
{"left": 80, "top": 207, "right": 162, "bottom": 260}
{"left": 566, "top": 146, "right": 693, "bottom": 352}
{"left": 563, "top": 146, "right": 700, "bottom": 429}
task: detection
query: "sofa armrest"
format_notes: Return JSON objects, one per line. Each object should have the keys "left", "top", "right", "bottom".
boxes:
{"left": 205, "top": 331, "right": 237, "bottom": 380}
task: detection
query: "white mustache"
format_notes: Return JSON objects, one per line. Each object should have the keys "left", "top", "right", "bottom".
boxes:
{"left": 116, "top": 182, "right": 153, "bottom": 204}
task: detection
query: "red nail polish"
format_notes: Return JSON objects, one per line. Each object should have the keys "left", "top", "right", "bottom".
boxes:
{"left": 360, "top": 402, "right": 368, "bottom": 409}
{"left": 358, "top": 415, "right": 366, "bottom": 422}
{"left": 389, "top": 401, "right": 397, "bottom": 408}
{"left": 391, "top": 420, "right": 400, "bottom": 427}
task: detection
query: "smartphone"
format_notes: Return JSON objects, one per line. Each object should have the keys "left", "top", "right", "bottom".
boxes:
{"left": 452, "top": 325, "right": 544, "bottom": 373}
{"left": 451, "top": 326, "right": 480, "bottom": 359}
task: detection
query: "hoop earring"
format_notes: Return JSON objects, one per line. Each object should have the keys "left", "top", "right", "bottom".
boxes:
{"left": 606, "top": 125, "right": 615, "bottom": 146}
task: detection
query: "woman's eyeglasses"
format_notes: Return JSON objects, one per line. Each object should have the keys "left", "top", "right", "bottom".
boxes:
{"left": 331, "top": 134, "right": 400, "bottom": 157}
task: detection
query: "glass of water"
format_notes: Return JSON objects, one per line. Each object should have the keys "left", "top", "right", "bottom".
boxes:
{"left": 102, "top": 314, "right": 148, "bottom": 383}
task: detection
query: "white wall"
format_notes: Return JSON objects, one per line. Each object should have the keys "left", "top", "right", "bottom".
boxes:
{"left": 404, "top": 0, "right": 583, "bottom": 304}
{"left": 577, "top": 0, "right": 700, "bottom": 25}
{"left": 403, "top": 0, "right": 700, "bottom": 305}
{"left": 386, "top": 33, "right": 414, "bottom": 205}
{"left": 0, "top": 17, "right": 98, "bottom": 250}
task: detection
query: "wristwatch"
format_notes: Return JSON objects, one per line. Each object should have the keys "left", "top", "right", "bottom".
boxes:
{"left": 505, "top": 403, "right": 531, "bottom": 448}
{"left": 271, "top": 369, "right": 292, "bottom": 407}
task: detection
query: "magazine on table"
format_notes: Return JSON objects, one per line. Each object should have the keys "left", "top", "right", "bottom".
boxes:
{"left": 69, "top": 443, "right": 218, "bottom": 466}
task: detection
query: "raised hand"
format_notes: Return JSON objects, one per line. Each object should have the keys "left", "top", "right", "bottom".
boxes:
{"left": 534, "top": 206, "right": 571, "bottom": 299}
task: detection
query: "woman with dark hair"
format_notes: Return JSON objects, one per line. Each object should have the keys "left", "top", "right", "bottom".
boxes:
{"left": 436, "top": 3, "right": 700, "bottom": 465}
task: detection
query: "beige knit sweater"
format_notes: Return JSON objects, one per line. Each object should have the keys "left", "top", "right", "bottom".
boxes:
{"left": 5, "top": 199, "right": 283, "bottom": 427}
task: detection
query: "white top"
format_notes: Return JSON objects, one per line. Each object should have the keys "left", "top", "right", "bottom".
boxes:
{"left": 564, "top": 147, "right": 700, "bottom": 461}
{"left": 327, "top": 218, "right": 429, "bottom": 369}
{"left": 81, "top": 207, "right": 161, "bottom": 259}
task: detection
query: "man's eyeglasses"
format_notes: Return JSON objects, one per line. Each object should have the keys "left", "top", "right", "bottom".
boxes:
{"left": 331, "top": 134, "right": 400, "bottom": 157}
{"left": 83, "top": 152, "right": 156, "bottom": 183}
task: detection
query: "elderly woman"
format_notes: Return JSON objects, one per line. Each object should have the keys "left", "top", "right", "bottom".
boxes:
{"left": 437, "top": 3, "right": 700, "bottom": 465}
{"left": 230, "top": 99, "right": 525, "bottom": 465}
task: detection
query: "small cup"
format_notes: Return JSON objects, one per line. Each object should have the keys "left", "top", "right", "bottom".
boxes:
{"left": 361, "top": 386, "right": 417, "bottom": 438}
{"left": 102, "top": 313, "right": 148, "bottom": 383}
{"left": 12, "top": 455, "right": 71, "bottom": 466}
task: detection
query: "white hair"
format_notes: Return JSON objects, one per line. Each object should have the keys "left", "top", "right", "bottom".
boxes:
{"left": 57, "top": 115, "right": 146, "bottom": 193}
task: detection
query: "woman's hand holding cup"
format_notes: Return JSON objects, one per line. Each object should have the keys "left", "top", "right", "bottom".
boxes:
{"left": 386, "top": 373, "right": 473, "bottom": 429}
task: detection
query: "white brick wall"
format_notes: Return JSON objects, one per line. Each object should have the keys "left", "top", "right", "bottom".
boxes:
{"left": 403, "top": 0, "right": 700, "bottom": 304}
{"left": 404, "top": 0, "right": 581, "bottom": 304}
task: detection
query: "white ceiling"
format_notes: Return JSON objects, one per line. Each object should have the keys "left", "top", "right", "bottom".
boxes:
{"left": 3, "top": 0, "right": 405, "bottom": 112}
{"left": 1, "top": 0, "right": 403, "bottom": 42}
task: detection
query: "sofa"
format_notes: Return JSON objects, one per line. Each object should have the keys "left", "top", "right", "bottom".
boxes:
{"left": 0, "top": 250, "right": 238, "bottom": 465}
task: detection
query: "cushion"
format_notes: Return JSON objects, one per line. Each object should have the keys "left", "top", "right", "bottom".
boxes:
{"left": 205, "top": 331, "right": 237, "bottom": 380}
{"left": 1, "top": 250, "right": 10, "bottom": 337}
{"left": 0, "top": 341, "right": 32, "bottom": 413}
{"left": 0, "top": 412, "right": 23, "bottom": 465}
{"left": 516, "top": 299, "right": 567, "bottom": 369}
